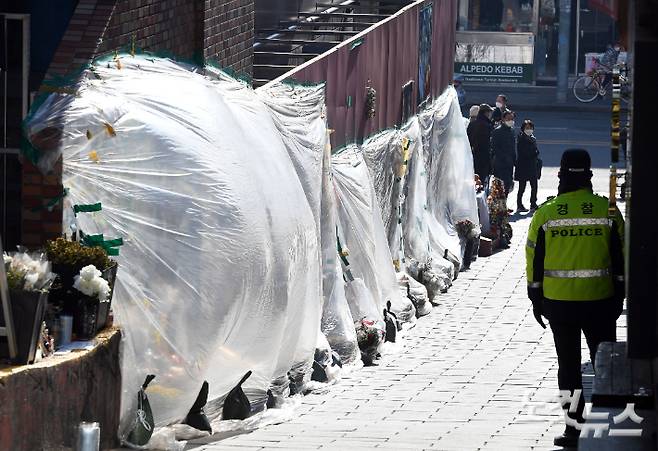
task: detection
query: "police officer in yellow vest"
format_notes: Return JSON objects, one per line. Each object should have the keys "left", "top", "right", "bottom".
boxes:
{"left": 526, "top": 149, "right": 624, "bottom": 448}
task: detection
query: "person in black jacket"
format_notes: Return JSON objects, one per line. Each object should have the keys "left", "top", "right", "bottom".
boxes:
{"left": 491, "top": 111, "right": 516, "bottom": 196}
{"left": 467, "top": 104, "right": 494, "bottom": 187}
{"left": 492, "top": 94, "right": 510, "bottom": 124}
{"left": 515, "top": 119, "right": 540, "bottom": 211}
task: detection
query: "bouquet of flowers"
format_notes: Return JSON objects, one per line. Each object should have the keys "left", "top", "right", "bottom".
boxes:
{"left": 355, "top": 317, "right": 385, "bottom": 364}
{"left": 2, "top": 252, "right": 55, "bottom": 364}
{"left": 73, "top": 265, "right": 111, "bottom": 302}
{"left": 487, "top": 178, "right": 513, "bottom": 245}
{"left": 365, "top": 86, "right": 377, "bottom": 118}
{"left": 455, "top": 220, "right": 480, "bottom": 240}
{"left": 4, "top": 252, "right": 55, "bottom": 292}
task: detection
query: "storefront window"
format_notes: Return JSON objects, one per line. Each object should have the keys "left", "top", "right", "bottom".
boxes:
{"left": 535, "top": 0, "right": 559, "bottom": 77}
{"left": 458, "top": 0, "right": 536, "bottom": 32}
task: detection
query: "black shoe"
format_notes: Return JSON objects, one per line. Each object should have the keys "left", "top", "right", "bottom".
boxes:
{"left": 553, "top": 428, "right": 579, "bottom": 448}
{"left": 530, "top": 204, "right": 539, "bottom": 210}
{"left": 517, "top": 205, "right": 529, "bottom": 212}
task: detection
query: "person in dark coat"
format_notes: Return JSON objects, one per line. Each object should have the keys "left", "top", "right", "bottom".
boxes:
{"left": 491, "top": 111, "right": 516, "bottom": 196}
{"left": 514, "top": 119, "right": 540, "bottom": 211}
{"left": 492, "top": 94, "right": 510, "bottom": 124}
{"left": 467, "top": 104, "right": 494, "bottom": 187}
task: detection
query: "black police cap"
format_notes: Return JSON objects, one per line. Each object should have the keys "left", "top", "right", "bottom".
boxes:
{"left": 560, "top": 148, "right": 592, "bottom": 173}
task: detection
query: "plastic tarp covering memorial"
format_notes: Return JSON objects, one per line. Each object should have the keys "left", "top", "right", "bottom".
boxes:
{"left": 257, "top": 83, "right": 359, "bottom": 366}
{"left": 361, "top": 129, "right": 404, "bottom": 263}
{"left": 331, "top": 146, "right": 416, "bottom": 324}
{"left": 400, "top": 118, "right": 456, "bottom": 296}
{"left": 361, "top": 121, "right": 455, "bottom": 297}
{"left": 23, "top": 55, "right": 326, "bottom": 426}
{"left": 418, "top": 87, "right": 479, "bottom": 270}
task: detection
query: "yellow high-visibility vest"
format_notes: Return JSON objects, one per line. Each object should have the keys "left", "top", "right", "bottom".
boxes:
{"left": 526, "top": 188, "right": 624, "bottom": 301}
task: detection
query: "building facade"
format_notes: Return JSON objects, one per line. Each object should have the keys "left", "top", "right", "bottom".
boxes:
{"left": 1, "top": 1, "right": 255, "bottom": 250}
{"left": 454, "top": 0, "right": 622, "bottom": 84}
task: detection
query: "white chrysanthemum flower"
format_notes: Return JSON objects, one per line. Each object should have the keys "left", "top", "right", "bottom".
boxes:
{"left": 74, "top": 264, "right": 111, "bottom": 300}
{"left": 96, "top": 278, "right": 111, "bottom": 302}
{"left": 79, "top": 265, "right": 102, "bottom": 281}
{"left": 74, "top": 277, "right": 96, "bottom": 297}
{"left": 3, "top": 254, "right": 12, "bottom": 265}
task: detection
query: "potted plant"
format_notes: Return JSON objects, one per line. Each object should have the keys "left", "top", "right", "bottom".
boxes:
{"left": 72, "top": 265, "right": 112, "bottom": 339}
{"left": 2, "top": 252, "right": 55, "bottom": 364}
{"left": 45, "top": 238, "right": 117, "bottom": 328}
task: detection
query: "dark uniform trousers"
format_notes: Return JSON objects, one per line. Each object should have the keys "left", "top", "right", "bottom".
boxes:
{"left": 517, "top": 178, "right": 538, "bottom": 208}
{"left": 543, "top": 298, "right": 617, "bottom": 422}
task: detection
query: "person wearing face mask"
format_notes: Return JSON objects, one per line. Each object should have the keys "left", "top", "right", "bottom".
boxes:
{"left": 491, "top": 111, "right": 516, "bottom": 196}
{"left": 514, "top": 119, "right": 540, "bottom": 212}
{"left": 492, "top": 94, "right": 509, "bottom": 124}
{"left": 467, "top": 104, "right": 494, "bottom": 188}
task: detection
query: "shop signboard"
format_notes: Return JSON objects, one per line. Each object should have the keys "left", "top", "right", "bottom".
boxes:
{"left": 454, "top": 62, "right": 534, "bottom": 84}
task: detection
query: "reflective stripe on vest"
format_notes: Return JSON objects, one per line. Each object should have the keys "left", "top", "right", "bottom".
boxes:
{"left": 542, "top": 218, "right": 613, "bottom": 230}
{"left": 526, "top": 238, "right": 536, "bottom": 249}
{"left": 544, "top": 268, "right": 610, "bottom": 278}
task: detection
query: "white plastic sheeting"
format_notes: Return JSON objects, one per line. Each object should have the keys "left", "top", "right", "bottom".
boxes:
{"left": 24, "top": 55, "right": 326, "bottom": 426}
{"left": 359, "top": 119, "right": 456, "bottom": 297}
{"left": 401, "top": 118, "right": 455, "bottom": 297}
{"left": 331, "top": 146, "right": 416, "bottom": 325}
{"left": 356, "top": 87, "right": 478, "bottom": 301}
{"left": 255, "top": 82, "right": 360, "bottom": 372}
{"left": 418, "top": 87, "right": 479, "bottom": 270}
{"left": 23, "top": 53, "right": 477, "bottom": 439}
{"left": 258, "top": 83, "right": 360, "bottom": 365}
{"left": 361, "top": 129, "right": 405, "bottom": 263}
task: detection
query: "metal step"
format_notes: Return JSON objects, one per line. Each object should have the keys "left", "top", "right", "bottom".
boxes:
{"left": 257, "top": 28, "right": 359, "bottom": 36}
{"left": 253, "top": 64, "right": 299, "bottom": 80}
{"left": 277, "top": 20, "right": 377, "bottom": 28}
{"left": 313, "top": 2, "right": 405, "bottom": 12}
{"left": 296, "top": 11, "right": 390, "bottom": 19}
{"left": 254, "top": 51, "right": 321, "bottom": 59}
{"left": 255, "top": 38, "right": 342, "bottom": 45}
{"left": 253, "top": 64, "right": 298, "bottom": 70}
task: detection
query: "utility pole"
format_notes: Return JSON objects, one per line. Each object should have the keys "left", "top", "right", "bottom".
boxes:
{"left": 556, "top": 0, "right": 572, "bottom": 102}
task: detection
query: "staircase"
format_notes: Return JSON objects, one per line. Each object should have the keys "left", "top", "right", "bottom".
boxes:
{"left": 253, "top": 0, "right": 414, "bottom": 87}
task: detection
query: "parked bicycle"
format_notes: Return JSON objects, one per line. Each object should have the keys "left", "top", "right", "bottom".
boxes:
{"left": 573, "top": 60, "right": 630, "bottom": 103}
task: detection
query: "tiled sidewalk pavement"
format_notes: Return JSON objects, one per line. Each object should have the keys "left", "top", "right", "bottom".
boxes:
{"left": 193, "top": 178, "right": 625, "bottom": 451}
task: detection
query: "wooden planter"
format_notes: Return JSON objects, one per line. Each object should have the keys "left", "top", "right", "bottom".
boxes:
{"left": 0, "top": 289, "right": 49, "bottom": 364}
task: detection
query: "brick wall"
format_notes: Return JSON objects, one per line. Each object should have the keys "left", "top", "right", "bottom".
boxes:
{"left": 203, "top": 0, "right": 255, "bottom": 74}
{"left": 100, "top": 0, "right": 200, "bottom": 60}
{"left": 21, "top": 0, "right": 254, "bottom": 247}
{"left": 46, "top": 0, "right": 254, "bottom": 77}
{"left": 20, "top": 161, "right": 64, "bottom": 248}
